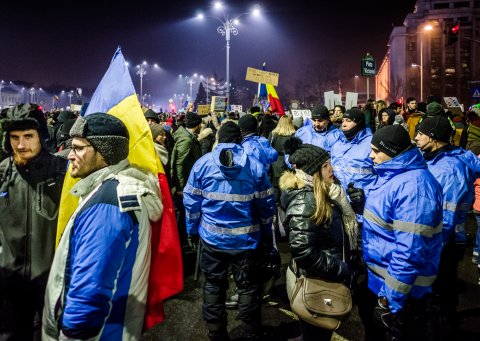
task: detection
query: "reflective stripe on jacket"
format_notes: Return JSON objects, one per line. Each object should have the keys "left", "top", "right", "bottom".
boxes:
{"left": 183, "top": 143, "right": 275, "bottom": 250}
{"left": 295, "top": 123, "right": 342, "bottom": 153}
{"left": 362, "top": 147, "right": 443, "bottom": 313}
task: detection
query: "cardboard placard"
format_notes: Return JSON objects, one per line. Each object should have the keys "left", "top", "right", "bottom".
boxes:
{"left": 245, "top": 67, "right": 279, "bottom": 86}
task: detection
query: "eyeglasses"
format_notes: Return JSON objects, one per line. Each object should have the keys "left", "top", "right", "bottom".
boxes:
{"left": 71, "top": 144, "right": 93, "bottom": 155}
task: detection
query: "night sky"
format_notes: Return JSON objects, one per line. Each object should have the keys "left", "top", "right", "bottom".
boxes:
{"left": 1, "top": 0, "right": 417, "bottom": 107}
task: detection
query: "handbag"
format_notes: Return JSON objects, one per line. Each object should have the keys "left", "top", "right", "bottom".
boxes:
{"left": 289, "top": 222, "right": 352, "bottom": 330}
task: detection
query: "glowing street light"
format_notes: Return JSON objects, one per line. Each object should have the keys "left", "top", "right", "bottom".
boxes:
{"left": 418, "top": 24, "right": 433, "bottom": 102}
{"left": 354, "top": 75, "right": 359, "bottom": 93}
{"left": 136, "top": 61, "right": 160, "bottom": 105}
{"left": 197, "top": 2, "right": 262, "bottom": 107}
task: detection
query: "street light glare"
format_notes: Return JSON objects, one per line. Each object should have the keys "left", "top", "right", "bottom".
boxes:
{"left": 424, "top": 24, "right": 433, "bottom": 31}
{"left": 197, "top": 12, "right": 204, "bottom": 20}
{"left": 252, "top": 5, "right": 261, "bottom": 16}
{"left": 214, "top": 1, "right": 223, "bottom": 10}
{"left": 233, "top": 18, "right": 239, "bottom": 25}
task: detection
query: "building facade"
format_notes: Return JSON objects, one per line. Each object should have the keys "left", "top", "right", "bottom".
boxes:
{"left": 376, "top": 0, "right": 480, "bottom": 107}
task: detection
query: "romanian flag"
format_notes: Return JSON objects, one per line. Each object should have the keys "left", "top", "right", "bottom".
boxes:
{"left": 55, "top": 47, "right": 183, "bottom": 328}
{"left": 266, "top": 84, "right": 285, "bottom": 116}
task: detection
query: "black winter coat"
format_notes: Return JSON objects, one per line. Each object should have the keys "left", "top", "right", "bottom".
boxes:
{"left": 280, "top": 172, "right": 350, "bottom": 284}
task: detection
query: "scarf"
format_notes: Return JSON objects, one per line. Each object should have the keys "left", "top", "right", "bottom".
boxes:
{"left": 329, "top": 183, "right": 359, "bottom": 250}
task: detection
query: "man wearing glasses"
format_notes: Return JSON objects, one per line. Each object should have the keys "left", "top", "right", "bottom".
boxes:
{"left": 43, "top": 113, "right": 163, "bottom": 341}
{"left": 0, "top": 104, "right": 67, "bottom": 340}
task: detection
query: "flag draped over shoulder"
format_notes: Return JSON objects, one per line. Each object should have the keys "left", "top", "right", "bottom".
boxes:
{"left": 56, "top": 47, "right": 183, "bottom": 328}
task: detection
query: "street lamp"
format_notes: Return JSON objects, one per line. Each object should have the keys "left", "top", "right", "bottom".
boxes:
{"left": 68, "top": 90, "right": 74, "bottom": 106}
{"left": 29, "top": 88, "right": 36, "bottom": 103}
{"left": 203, "top": 77, "right": 215, "bottom": 104}
{"left": 354, "top": 75, "right": 359, "bottom": 93}
{"left": 419, "top": 24, "right": 433, "bottom": 102}
{"left": 136, "top": 61, "right": 159, "bottom": 106}
{"left": 179, "top": 73, "right": 199, "bottom": 101}
{"left": 197, "top": 2, "right": 261, "bottom": 107}
{"left": 0, "top": 80, "right": 5, "bottom": 108}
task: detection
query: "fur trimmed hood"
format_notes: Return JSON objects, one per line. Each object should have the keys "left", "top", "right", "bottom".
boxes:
{"left": 279, "top": 170, "right": 309, "bottom": 191}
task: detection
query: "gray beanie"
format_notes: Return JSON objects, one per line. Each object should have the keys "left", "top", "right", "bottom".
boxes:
{"left": 69, "top": 113, "right": 129, "bottom": 165}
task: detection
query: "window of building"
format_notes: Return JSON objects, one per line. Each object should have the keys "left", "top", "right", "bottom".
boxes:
{"left": 453, "top": 1, "right": 470, "bottom": 8}
{"left": 433, "top": 2, "right": 450, "bottom": 9}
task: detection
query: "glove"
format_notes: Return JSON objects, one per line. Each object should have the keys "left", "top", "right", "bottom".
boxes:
{"left": 374, "top": 297, "right": 404, "bottom": 339}
{"left": 346, "top": 182, "right": 365, "bottom": 214}
{"left": 187, "top": 235, "right": 199, "bottom": 251}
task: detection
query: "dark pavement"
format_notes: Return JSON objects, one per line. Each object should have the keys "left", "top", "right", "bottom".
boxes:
{"left": 143, "top": 215, "right": 480, "bottom": 341}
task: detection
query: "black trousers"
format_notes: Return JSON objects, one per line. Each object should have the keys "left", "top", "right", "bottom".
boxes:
{"left": 357, "top": 282, "right": 440, "bottom": 341}
{"left": 0, "top": 272, "right": 46, "bottom": 341}
{"left": 200, "top": 240, "right": 261, "bottom": 335}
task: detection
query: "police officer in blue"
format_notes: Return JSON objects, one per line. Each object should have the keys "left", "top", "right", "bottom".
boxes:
{"left": 183, "top": 121, "right": 275, "bottom": 341}
{"left": 351, "top": 125, "right": 443, "bottom": 341}
{"left": 415, "top": 116, "right": 480, "bottom": 337}
{"left": 295, "top": 104, "right": 342, "bottom": 153}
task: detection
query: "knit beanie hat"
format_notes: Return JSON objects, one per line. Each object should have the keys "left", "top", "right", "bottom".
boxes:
{"left": 343, "top": 108, "right": 365, "bottom": 124}
{"left": 417, "top": 116, "right": 452, "bottom": 143}
{"left": 144, "top": 109, "right": 160, "bottom": 123}
{"left": 238, "top": 114, "right": 258, "bottom": 133}
{"left": 371, "top": 125, "right": 411, "bottom": 158}
{"left": 69, "top": 113, "right": 129, "bottom": 165}
{"left": 218, "top": 121, "right": 241, "bottom": 143}
{"left": 284, "top": 137, "right": 330, "bottom": 175}
{"left": 186, "top": 112, "right": 202, "bottom": 128}
{"left": 149, "top": 123, "right": 165, "bottom": 140}
{"left": 311, "top": 104, "right": 330, "bottom": 120}
{"left": 2, "top": 103, "right": 49, "bottom": 154}
{"left": 426, "top": 102, "right": 444, "bottom": 116}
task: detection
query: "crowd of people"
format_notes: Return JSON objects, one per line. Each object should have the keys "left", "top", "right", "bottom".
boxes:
{"left": 1, "top": 95, "right": 480, "bottom": 341}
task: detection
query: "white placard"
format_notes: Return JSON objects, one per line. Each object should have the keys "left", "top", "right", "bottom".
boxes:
{"left": 345, "top": 92, "right": 358, "bottom": 109}
{"left": 324, "top": 91, "right": 335, "bottom": 110}
{"left": 334, "top": 94, "right": 342, "bottom": 106}
{"left": 291, "top": 109, "right": 311, "bottom": 119}
{"left": 230, "top": 104, "right": 243, "bottom": 112}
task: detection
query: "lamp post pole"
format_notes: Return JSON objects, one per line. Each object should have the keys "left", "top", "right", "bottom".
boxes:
{"left": 137, "top": 62, "right": 147, "bottom": 105}
{"left": 187, "top": 77, "right": 196, "bottom": 101}
{"left": 68, "top": 91, "right": 73, "bottom": 106}
{"left": 354, "top": 75, "right": 359, "bottom": 93}
{"left": 217, "top": 18, "right": 237, "bottom": 107}
{"left": 0, "top": 80, "right": 4, "bottom": 108}
{"left": 419, "top": 24, "right": 432, "bottom": 102}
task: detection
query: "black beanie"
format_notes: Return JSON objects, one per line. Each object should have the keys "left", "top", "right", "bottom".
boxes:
{"left": 285, "top": 137, "right": 330, "bottom": 175}
{"left": 343, "top": 108, "right": 365, "bottom": 124}
{"left": 218, "top": 121, "right": 241, "bottom": 143}
{"left": 311, "top": 104, "right": 330, "bottom": 120}
{"left": 371, "top": 125, "right": 411, "bottom": 158}
{"left": 69, "top": 113, "right": 129, "bottom": 165}
{"left": 186, "top": 112, "right": 202, "bottom": 128}
{"left": 238, "top": 114, "right": 258, "bottom": 133}
{"left": 417, "top": 116, "right": 452, "bottom": 143}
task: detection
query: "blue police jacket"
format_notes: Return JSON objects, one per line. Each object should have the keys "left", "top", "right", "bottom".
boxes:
{"left": 331, "top": 128, "right": 375, "bottom": 191}
{"left": 295, "top": 123, "right": 342, "bottom": 153}
{"left": 363, "top": 147, "right": 443, "bottom": 313}
{"left": 241, "top": 134, "right": 278, "bottom": 170}
{"left": 183, "top": 143, "right": 275, "bottom": 250}
{"left": 426, "top": 147, "right": 480, "bottom": 244}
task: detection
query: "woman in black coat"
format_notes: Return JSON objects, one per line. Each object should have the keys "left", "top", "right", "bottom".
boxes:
{"left": 280, "top": 138, "right": 358, "bottom": 341}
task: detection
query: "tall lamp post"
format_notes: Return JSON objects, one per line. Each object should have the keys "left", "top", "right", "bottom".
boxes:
{"left": 136, "top": 61, "right": 159, "bottom": 106}
{"left": 0, "top": 80, "right": 4, "bottom": 108}
{"left": 419, "top": 24, "right": 433, "bottom": 102}
{"left": 197, "top": 2, "right": 261, "bottom": 107}
{"left": 68, "top": 90, "right": 74, "bottom": 106}
{"left": 29, "top": 88, "right": 36, "bottom": 103}
{"left": 354, "top": 75, "right": 359, "bottom": 93}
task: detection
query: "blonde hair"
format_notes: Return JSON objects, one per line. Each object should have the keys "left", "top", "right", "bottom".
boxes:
{"left": 271, "top": 116, "right": 296, "bottom": 136}
{"left": 311, "top": 170, "right": 332, "bottom": 225}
